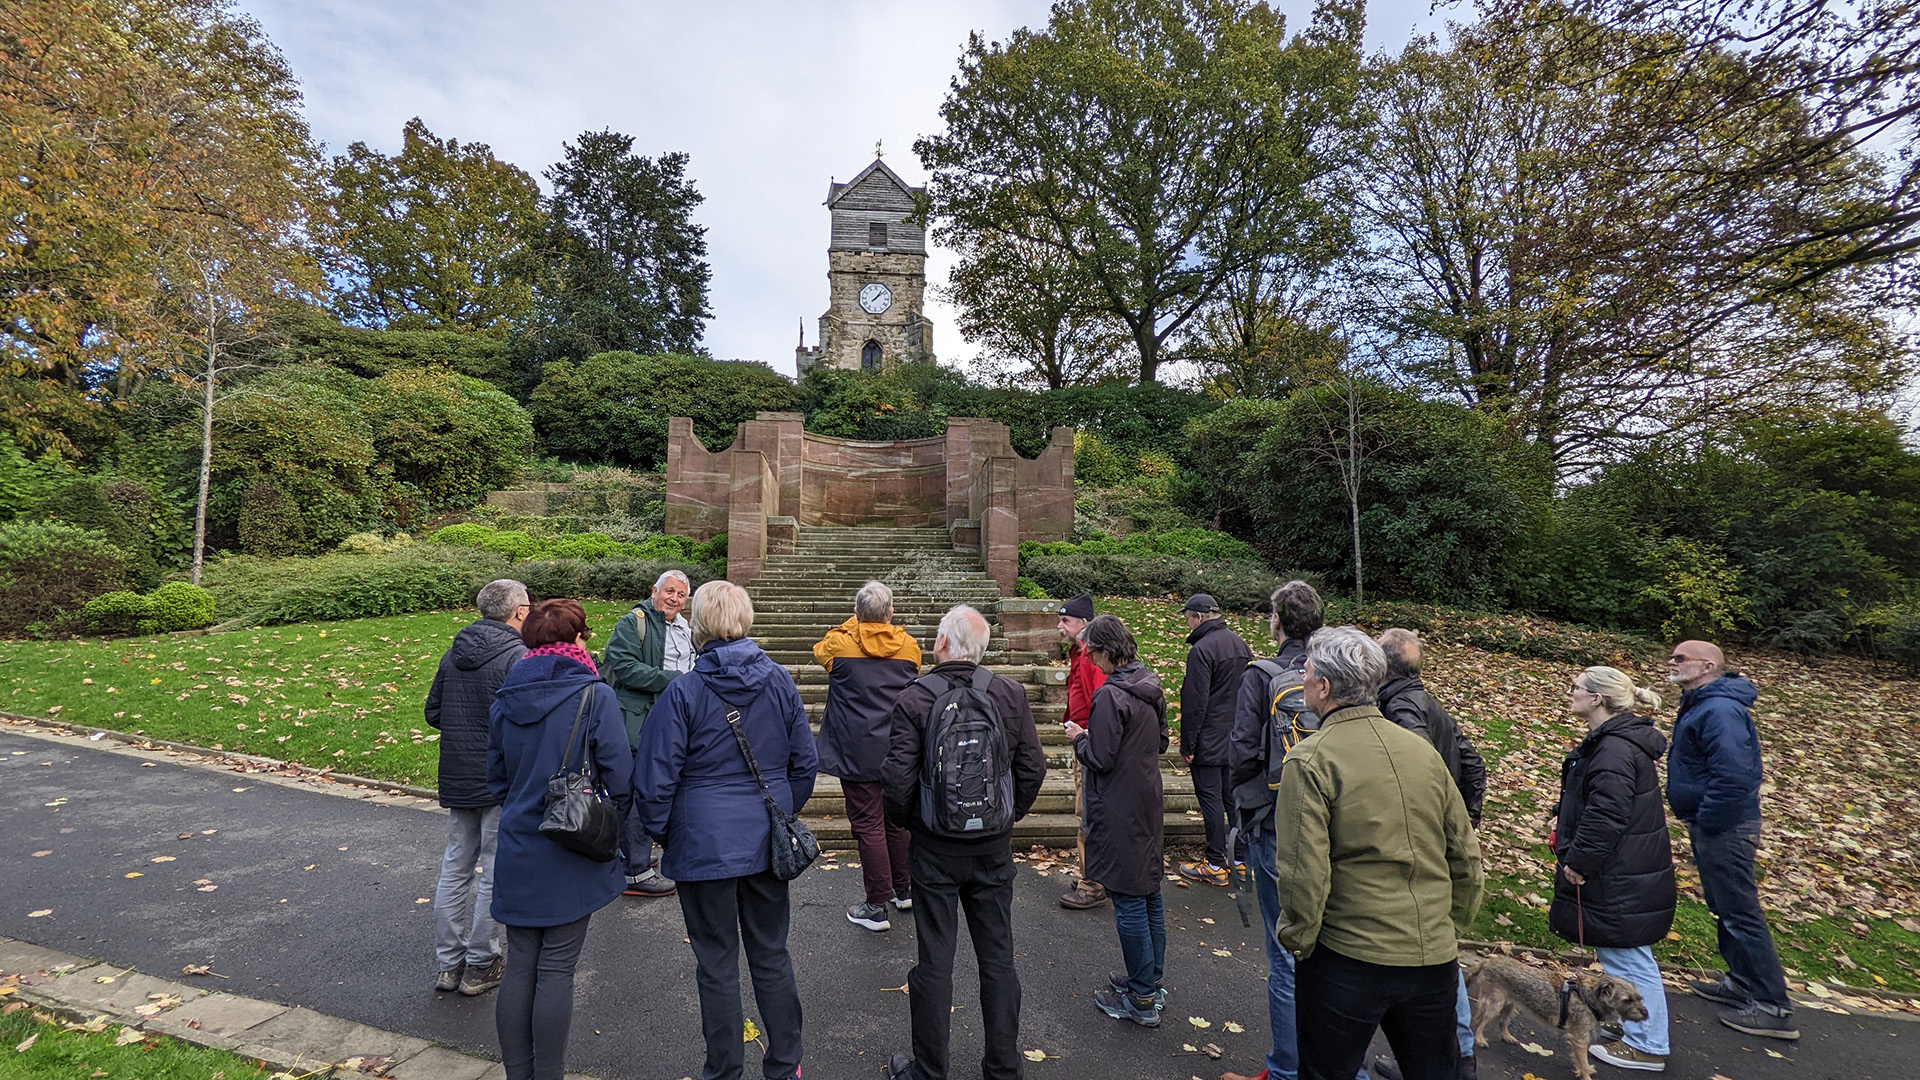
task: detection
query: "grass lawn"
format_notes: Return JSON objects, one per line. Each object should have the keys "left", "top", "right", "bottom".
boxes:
{"left": 7, "top": 593, "right": 1920, "bottom": 994}
{"left": 0, "top": 1005, "right": 272, "bottom": 1080}
{"left": 0, "top": 602, "right": 632, "bottom": 788}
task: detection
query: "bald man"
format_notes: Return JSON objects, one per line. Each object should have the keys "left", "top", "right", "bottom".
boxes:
{"left": 1666, "top": 640, "right": 1796, "bottom": 1040}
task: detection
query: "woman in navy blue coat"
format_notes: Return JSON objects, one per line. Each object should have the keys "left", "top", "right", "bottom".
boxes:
{"left": 487, "top": 599, "right": 632, "bottom": 1080}
{"left": 636, "top": 580, "right": 817, "bottom": 1080}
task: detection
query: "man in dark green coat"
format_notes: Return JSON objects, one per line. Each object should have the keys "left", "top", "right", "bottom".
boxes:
{"left": 602, "top": 569, "right": 693, "bottom": 896}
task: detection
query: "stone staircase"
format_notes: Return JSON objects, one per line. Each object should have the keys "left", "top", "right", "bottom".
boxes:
{"left": 746, "top": 526, "right": 1204, "bottom": 851}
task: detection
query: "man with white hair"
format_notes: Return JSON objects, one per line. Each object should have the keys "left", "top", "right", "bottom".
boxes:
{"left": 881, "top": 605, "right": 1047, "bottom": 1080}
{"left": 603, "top": 569, "right": 694, "bottom": 897}
{"left": 424, "top": 578, "right": 528, "bottom": 996}
{"left": 1276, "top": 627, "right": 1483, "bottom": 1080}
{"left": 814, "top": 580, "right": 923, "bottom": 932}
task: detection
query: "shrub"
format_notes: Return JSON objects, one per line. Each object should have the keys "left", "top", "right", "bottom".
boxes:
{"left": 1183, "top": 384, "right": 1553, "bottom": 606}
{"left": 626, "top": 534, "right": 716, "bottom": 563}
{"left": 237, "top": 479, "right": 309, "bottom": 556}
{"left": 477, "top": 530, "right": 553, "bottom": 560}
{"left": 429, "top": 522, "right": 496, "bottom": 546}
{"left": 81, "top": 582, "right": 216, "bottom": 635}
{"left": 361, "top": 368, "right": 534, "bottom": 506}
{"left": 207, "top": 365, "right": 378, "bottom": 554}
{"left": 239, "top": 547, "right": 513, "bottom": 625}
{"left": 514, "top": 556, "right": 719, "bottom": 601}
{"left": 530, "top": 352, "right": 801, "bottom": 467}
{"left": 0, "top": 522, "right": 133, "bottom": 637}
{"left": 1073, "top": 431, "right": 1131, "bottom": 487}
{"left": 1021, "top": 552, "right": 1274, "bottom": 611}
{"left": 1638, "top": 538, "right": 1750, "bottom": 640}
{"left": 1015, "top": 576, "right": 1049, "bottom": 600}
{"left": 336, "top": 531, "right": 413, "bottom": 556}
{"left": 37, "top": 474, "right": 163, "bottom": 586}
{"left": 1020, "top": 528, "right": 1259, "bottom": 563}
{"left": 148, "top": 581, "right": 216, "bottom": 630}
{"left": 548, "top": 532, "right": 622, "bottom": 560}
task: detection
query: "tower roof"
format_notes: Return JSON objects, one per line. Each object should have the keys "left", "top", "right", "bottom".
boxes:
{"left": 826, "top": 158, "right": 922, "bottom": 209}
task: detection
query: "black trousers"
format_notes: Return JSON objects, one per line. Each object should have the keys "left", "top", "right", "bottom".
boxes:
{"left": 497, "top": 917, "right": 591, "bottom": 1080}
{"left": 1189, "top": 762, "right": 1240, "bottom": 865}
{"left": 1296, "top": 945, "right": 1459, "bottom": 1080}
{"left": 678, "top": 873, "right": 803, "bottom": 1080}
{"left": 907, "top": 842, "right": 1023, "bottom": 1080}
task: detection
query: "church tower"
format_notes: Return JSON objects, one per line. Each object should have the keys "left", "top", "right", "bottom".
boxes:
{"left": 795, "top": 157, "right": 934, "bottom": 373}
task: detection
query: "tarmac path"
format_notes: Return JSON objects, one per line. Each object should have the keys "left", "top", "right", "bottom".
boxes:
{"left": 1, "top": 724, "right": 1909, "bottom": 1079}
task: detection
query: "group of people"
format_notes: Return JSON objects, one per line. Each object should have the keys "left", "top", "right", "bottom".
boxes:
{"left": 421, "top": 569, "right": 1797, "bottom": 1080}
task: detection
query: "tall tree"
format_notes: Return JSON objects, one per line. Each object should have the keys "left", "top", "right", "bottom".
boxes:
{"left": 324, "top": 118, "right": 545, "bottom": 335}
{"left": 916, "top": 0, "right": 1365, "bottom": 383}
{"left": 943, "top": 230, "right": 1129, "bottom": 389}
{"left": 0, "top": 0, "right": 322, "bottom": 464}
{"left": 1357, "top": 16, "right": 1905, "bottom": 470}
{"left": 1480, "top": 0, "right": 1920, "bottom": 290}
{"left": 518, "top": 132, "right": 711, "bottom": 383}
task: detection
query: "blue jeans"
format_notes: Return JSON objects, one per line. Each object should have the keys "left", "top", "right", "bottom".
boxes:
{"left": 434, "top": 806, "right": 503, "bottom": 970}
{"left": 1453, "top": 966, "right": 1473, "bottom": 1056}
{"left": 1596, "top": 946, "right": 1671, "bottom": 1056}
{"left": 1248, "top": 828, "right": 1298, "bottom": 1080}
{"left": 1690, "top": 822, "right": 1790, "bottom": 1010}
{"left": 1112, "top": 890, "right": 1166, "bottom": 999}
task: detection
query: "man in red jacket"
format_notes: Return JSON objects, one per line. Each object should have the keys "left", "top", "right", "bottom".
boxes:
{"left": 1056, "top": 593, "right": 1111, "bottom": 910}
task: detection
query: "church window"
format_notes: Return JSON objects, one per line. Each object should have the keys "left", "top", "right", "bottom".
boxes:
{"left": 869, "top": 222, "right": 888, "bottom": 248}
{"left": 861, "top": 340, "right": 882, "bottom": 370}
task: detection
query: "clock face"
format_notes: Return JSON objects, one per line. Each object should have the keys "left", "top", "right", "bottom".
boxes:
{"left": 859, "top": 282, "right": 893, "bottom": 314}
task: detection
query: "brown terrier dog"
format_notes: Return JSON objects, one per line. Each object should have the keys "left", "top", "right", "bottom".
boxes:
{"left": 1464, "top": 956, "right": 1649, "bottom": 1080}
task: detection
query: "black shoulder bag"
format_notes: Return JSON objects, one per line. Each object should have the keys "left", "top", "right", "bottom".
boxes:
{"left": 723, "top": 706, "right": 819, "bottom": 881}
{"left": 538, "top": 685, "right": 623, "bottom": 862}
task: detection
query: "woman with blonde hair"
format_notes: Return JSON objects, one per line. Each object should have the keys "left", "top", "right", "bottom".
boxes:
{"left": 634, "top": 580, "right": 816, "bottom": 1080}
{"left": 1553, "top": 665, "right": 1675, "bottom": 1073}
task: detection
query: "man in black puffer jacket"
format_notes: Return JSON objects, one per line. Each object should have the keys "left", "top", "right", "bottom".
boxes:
{"left": 423, "top": 579, "right": 528, "bottom": 997}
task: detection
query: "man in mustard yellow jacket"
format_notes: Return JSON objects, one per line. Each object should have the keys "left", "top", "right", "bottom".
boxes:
{"left": 813, "top": 580, "right": 923, "bottom": 932}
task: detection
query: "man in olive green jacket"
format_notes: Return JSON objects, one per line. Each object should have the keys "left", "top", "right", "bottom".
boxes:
{"left": 1276, "top": 627, "right": 1482, "bottom": 1080}
{"left": 602, "top": 570, "right": 693, "bottom": 896}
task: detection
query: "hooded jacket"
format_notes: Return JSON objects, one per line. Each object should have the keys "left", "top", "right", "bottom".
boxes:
{"left": 1550, "top": 712, "right": 1676, "bottom": 949}
{"left": 1074, "top": 662, "right": 1171, "bottom": 896}
{"left": 1179, "top": 617, "right": 1253, "bottom": 765}
{"left": 814, "top": 617, "right": 923, "bottom": 782}
{"left": 881, "top": 659, "right": 1048, "bottom": 856}
{"left": 1667, "top": 674, "right": 1764, "bottom": 834}
{"left": 486, "top": 653, "right": 632, "bottom": 928}
{"left": 602, "top": 599, "right": 684, "bottom": 744}
{"left": 424, "top": 618, "right": 526, "bottom": 809}
{"left": 1378, "top": 674, "right": 1487, "bottom": 825}
{"left": 634, "top": 637, "right": 818, "bottom": 882}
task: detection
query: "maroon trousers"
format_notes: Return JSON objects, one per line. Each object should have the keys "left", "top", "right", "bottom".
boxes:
{"left": 842, "top": 780, "right": 911, "bottom": 906}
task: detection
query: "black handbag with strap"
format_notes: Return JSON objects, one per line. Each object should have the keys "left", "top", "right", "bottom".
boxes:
{"left": 538, "top": 685, "right": 623, "bottom": 862}
{"left": 723, "top": 705, "right": 819, "bottom": 881}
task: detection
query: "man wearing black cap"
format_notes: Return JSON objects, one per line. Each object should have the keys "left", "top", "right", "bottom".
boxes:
{"left": 1057, "top": 593, "right": 1110, "bottom": 909}
{"left": 1177, "top": 593, "right": 1252, "bottom": 886}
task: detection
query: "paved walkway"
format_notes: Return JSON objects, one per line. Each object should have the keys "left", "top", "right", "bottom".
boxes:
{"left": 2, "top": 721, "right": 1911, "bottom": 1079}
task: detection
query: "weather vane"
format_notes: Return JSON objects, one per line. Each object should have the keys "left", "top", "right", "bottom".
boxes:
{"left": 874, "top": 139, "right": 884, "bottom": 159}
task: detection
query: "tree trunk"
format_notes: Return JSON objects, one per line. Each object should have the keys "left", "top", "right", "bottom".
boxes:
{"left": 1347, "top": 379, "right": 1363, "bottom": 606}
{"left": 1133, "top": 318, "right": 1160, "bottom": 384}
{"left": 191, "top": 329, "right": 216, "bottom": 585}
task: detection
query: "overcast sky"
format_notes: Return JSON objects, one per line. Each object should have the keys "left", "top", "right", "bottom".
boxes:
{"left": 247, "top": 0, "right": 1449, "bottom": 377}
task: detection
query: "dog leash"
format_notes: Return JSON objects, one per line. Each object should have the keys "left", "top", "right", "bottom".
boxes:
{"left": 1558, "top": 979, "right": 1574, "bottom": 1028}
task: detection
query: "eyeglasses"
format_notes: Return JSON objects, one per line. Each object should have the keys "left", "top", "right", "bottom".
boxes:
{"left": 1571, "top": 683, "right": 1594, "bottom": 694}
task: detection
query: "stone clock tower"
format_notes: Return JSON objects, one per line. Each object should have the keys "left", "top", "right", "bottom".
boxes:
{"left": 795, "top": 157, "right": 935, "bottom": 373}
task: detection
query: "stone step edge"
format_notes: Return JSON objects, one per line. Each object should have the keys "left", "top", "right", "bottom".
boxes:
{"left": 0, "top": 936, "right": 537, "bottom": 1080}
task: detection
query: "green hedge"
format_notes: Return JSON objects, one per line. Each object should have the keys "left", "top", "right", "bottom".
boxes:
{"left": 0, "top": 522, "right": 134, "bottom": 637}
{"left": 198, "top": 546, "right": 513, "bottom": 626}
{"left": 1022, "top": 552, "right": 1274, "bottom": 612}
{"left": 1021, "top": 527, "right": 1259, "bottom": 562}
{"left": 80, "top": 582, "right": 216, "bottom": 636}
{"left": 516, "top": 557, "right": 720, "bottom": 601}
{"left": 425, "top": 523, "right": 723, "bottom": 568}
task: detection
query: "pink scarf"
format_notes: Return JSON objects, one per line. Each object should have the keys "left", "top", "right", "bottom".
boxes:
{"left": 526, "top": 641, "right": 598, "bottom": 676}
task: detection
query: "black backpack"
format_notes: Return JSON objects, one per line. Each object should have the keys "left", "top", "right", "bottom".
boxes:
{"left": 915, "top": 667, "right": 1014, "bottom": 837}
{"left": 1229, "top": 655, "right": 1323, "bottom": 824}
